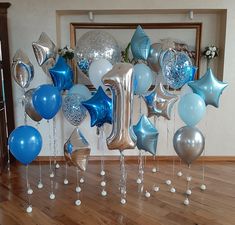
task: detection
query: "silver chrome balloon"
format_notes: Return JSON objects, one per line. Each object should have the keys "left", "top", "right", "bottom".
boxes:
{"left": 173, "top": 126, "right": 205, "bottom": 165}
{"left": 32, "top": 32, "right": 57, "bottom": 66}
{"left": 12, "top": 49, "right": 34, "bottom": 89}
{"left": 147, "top": 43, "right": 162, "bottom": 74}
{"left": 74, "top": 30, "right": 121, "bottom": 72}
{"left": 143, "top": 82, "right": 178, "bottom": 120}
{"left": 64, "top": 128, "right": 91, "bottom": 171}
{"left": 24, "top": 89, "right": 42, "bottom": 122}
{"left": 102, "top": 63, "right": 137, "bottom": 151}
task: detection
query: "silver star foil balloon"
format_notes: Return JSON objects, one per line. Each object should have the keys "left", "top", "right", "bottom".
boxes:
{"left": 64, "top": 128, "right": 91, "bottom": 171}
{"left": 188, "top": 68, "right": 228, "bottom": 108}
{"left": 74, "top": 30, "right": 121, "bottom": 74}
{"left": 32, "top": 32, "right": 57, "bottom": 66}
{"left": 143, "top": 83, "right": 178, "bottom": 120}
{"left": 24, "top": 89, "right": 42, "bottom": 122}
{"left": 173, "top": 126, "right": 205, "bottom": 166}
{"left": 133, "top": 115, "right": 159, "bottom": 155}
{"left": 147, "top": 43, "right": 162, "bottom": 74}
{"left": 102, "top": 63, "right": 137, "bottom": 151}
{"left": 12, "top": 49, "right": 34, "bottom": 89}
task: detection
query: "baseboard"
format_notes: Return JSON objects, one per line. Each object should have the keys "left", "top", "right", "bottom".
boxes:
{"left": 35, "top": 155, "right": 235, "bottom": 162}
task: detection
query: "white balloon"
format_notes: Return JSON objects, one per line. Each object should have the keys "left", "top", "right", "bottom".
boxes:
{"left": 89, "top": 59, "right": 112, "bottom": 90}
{"left": 180, "top": 84, "right": 193, "bottom": 97}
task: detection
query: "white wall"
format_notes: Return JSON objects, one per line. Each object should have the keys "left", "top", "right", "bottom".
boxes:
{"left": 2, "top": 0, "right": 235, "bottom": 157}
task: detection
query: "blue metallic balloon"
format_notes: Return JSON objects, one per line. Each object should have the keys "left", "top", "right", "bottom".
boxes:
{"left": 8, "top": 126, "right": 42, "bottom": 165}
{"left": 133, "top": 115, "right": 159, "bottom": 155}
{"left": 161, "top": 50, "right": 193, "bottom": 89}
{"left": 62, "top": 94, "right": 87, "bottom": 126}
{"left": 33, "top": 84, "right": 62, "bottom": 120}
{"left": 188, "top": 68, "right": 228, "bottom": 108}
{"left": 131, "top": 25, "right": 151, "bottom": 60}
{"left": 49, "top": 56, "right": 73, "bottom": 91}
{"left": 82, "top": 86, "right": 112, "bottom": 127}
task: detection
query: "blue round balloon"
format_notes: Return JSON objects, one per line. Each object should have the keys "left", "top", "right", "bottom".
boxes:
{"left": 133, "top": 64, "right": 153, "bottom": 95}
{"left": 8, "top": 126, "right": 42, "bottom": 165}
{"left": 33, "top": 84, "right": 62, "bottom": 120}
{"left": 178, "top": 93, "right": 206, "bottom": 126}
{"left": 162, "top": 50, "right": 193, "bottom": 89}
{"left": 62, "top": 94, "right": 87, "bottom": 126}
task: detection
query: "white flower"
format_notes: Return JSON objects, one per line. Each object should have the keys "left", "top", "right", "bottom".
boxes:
{"left": 211, "top": 52, "right": 215, "bottom": 58}
{"left": 206, "top": 50, "right": 210, "bottom": 55}
{"left": 209, "top": 47, "right": 213, "bottom": 51}
{"left": 212, "top": 47, "right": 216, "bottom": 51}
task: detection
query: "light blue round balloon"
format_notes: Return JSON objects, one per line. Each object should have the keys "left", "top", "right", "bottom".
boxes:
{"left": 68, "top": 84, "right": 92, "bottom": 100}
{"left": 133, "top": 64, "right": 153, "bottom": 95}
{"left": 178, "top": 93, "right": 206, "bottom": 126}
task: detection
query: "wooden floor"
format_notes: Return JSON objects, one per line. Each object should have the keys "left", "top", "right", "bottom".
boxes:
{"left": 0, "top": 160, "right": 234, "bottom": 225}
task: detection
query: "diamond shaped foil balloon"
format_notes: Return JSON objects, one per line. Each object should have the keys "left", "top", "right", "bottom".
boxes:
{"left": 64, "top": 128, "right": 91, "bottom": 171}
{"left": 143, "top": 83, "right": 178, "bottom": 120}
{"left": 133, "top": 115, "right": 159, "bottom": 155}
{"left": 131, "top": 25, "right": 151, "bottom": 60}
{"left": 32, "top": 32, "right": 57, "bottom": 66}
{"left": 188, "top": 68, "right": 228, "bottom": 108}
{"left": 12, "top": 49, "right": 34, "bottom": 89}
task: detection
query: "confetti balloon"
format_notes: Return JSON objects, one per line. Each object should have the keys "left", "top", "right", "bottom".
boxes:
{"left": 62, "top": 95, "right": 87, "bottom": 126}
{"left": 74, "top": 30, "right": 121, "bottom": 74}
{"left": 161, "top": 50, "right": 193, "bottom": 89}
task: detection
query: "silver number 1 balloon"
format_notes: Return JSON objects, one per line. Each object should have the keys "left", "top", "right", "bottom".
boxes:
{"left": 102, "top": 63, "right": 137, "bottom": 151}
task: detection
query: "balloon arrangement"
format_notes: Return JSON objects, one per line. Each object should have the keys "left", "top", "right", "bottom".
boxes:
{"left": 8, "top": 25, "right": 227, "bottom": 212}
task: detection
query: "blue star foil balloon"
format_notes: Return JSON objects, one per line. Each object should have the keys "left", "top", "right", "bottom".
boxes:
{"left": 49, "top": 56, "right": 74, "bottom": 91}
{"left": 131, "top": 25, "right": 151, "bottom": 61}
{"left": 143, "top": 83, "right": 178, "bottom": 120}
{"left": 82, "top": 86, "right": 112, "bottom": 127}
{"left": 133, "top": 115, "right": 159, "bottom": 155}
{"left": 188, "top": 68, "right": 228, "bottom": 108}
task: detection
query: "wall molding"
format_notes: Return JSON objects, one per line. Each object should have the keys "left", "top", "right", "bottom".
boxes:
{"left": 35, "top": 156, "right": 235, "bottom": 162}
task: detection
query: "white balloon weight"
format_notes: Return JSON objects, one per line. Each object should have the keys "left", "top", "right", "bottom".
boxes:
{"left": 89, "top": 59, "right": 112, "bottom": 90}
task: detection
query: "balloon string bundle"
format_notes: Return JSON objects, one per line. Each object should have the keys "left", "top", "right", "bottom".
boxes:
{"left": 120, "top": 152, "right": 127, "bottom": 204}
{"left": 184, "top": 165, "right": 192, "bottom": 206}
{"left": 52, "top": 117, "right": 58, "bottom": 168}
{"left": 75, "top": 168, "right": 81, "bottom": 206}
{"left": 201, "top": 111, "right": 207, "bottom": 191}
{"left": 64, "top": 163, "right": 68, "bottom": 184}
{"left": 36, "top": 122, "right": 43, "bottom": 189}
{"left": 137, "top": 150, "right": 144, "bottom": 193}
{"left": 25, "top": 165, "right": 33, "bottom": 213}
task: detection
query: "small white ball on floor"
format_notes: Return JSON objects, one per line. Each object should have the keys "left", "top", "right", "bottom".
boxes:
{"left": 136, "top": 178, "right": 142, "bottom": 184}
{"left": 100, "top": 181, "right": 106, "bottom": 187}
{"left": 152, "top": 167, "right": 157, "bottom": 173}
{"left": 170, "top": 187, "right": 176, "bottom": 193}
{"left": 50, "top": 173, "right": 54, "bottom": 178}
{"left": 55, "top": 163, "right": 60, "bottom": 169}
{"left": 37, "top": 182, "right": 43, "bottom": 189}
{"left": 76, "top": 186, "right": 81, "bottom": 193}
{"left": 101, "top": 190, "right": 107, "bottom": 196}
{"left": 200, "top": 184, "right": 207, "bottom": 191}
{"left": 100, "top": 170, "right": 106, "bottom": 176}
{"left": 120, "top": 198, "right": 126, "bottom": 204}
{"left": 177, "top": 171, "right": 183, "bottom": 177}
{"left": 186, "top": 189, "right": 192, "bottom": 195}
{"left": 49, "top": 193, "right": 55, "bottom": 200}
{"left": 186, "top": 176, "right": 192, "bottom": 182}
{"left": 145, "top": 191, "right": 151, "bottom": 198}
{"left": 26, "top": 206, "right": 32, "bottom": 213}
{"left": 165, "top": 180, "right": 171, "bottom": 185}
{"left": 64, "top": 179, "right": 69, "bottom": 185}
{"left": 153, "top": 186, "right": 160, "bottom": 192}
{"left": 75, "top": 200, "right": 81, "bottom": 206}
{"left": 27, "top": 188, "right": 33, "bottom": 195}
{"left": 184, "top": 198, "right": 190, "bottom": 206}
{"left": 80, "top": 178, "right": 85, "bottom": 183}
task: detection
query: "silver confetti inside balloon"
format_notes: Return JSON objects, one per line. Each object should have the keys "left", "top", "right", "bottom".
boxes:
{"left": 173, "top": 126, "right": 205, "bottom": 166}
{"left": 62, "top": 95, "right": 87, "bottom": 126}
{"left": 74, "top": 30, "right": 121, "bottom": 73}
{"left": 24, "top": 89, "right": 42, "bottom": 122}
{"left": 12, "top": 49, "right": 34, "bottom": 89}
{"left": 64, "top": 128, "right": 91, "bottom": 171}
